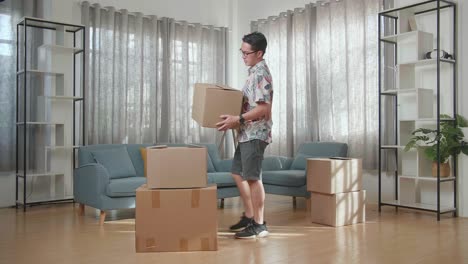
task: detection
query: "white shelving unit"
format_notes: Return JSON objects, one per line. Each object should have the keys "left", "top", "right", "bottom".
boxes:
{"left": 16, "top": 17, "right": 85, "bottom": 210}
{"left": 378, "top": 1, "right": 457, "bottom": 220}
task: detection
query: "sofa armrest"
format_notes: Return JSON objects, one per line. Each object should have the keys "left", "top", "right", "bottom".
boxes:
{"left": 73, "top": 163, "right": 111, "bottom": 208}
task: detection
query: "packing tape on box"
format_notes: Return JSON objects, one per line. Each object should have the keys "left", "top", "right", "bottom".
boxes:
{"left": 178, "top": 237, "right": 211, "bottom": 251}
{"left": 139, "top": 237, "right": 210, "bottom": 251}
{"left": 138, "top": 236, "right": 214, "bottom": 251}
{"left": 179, "top": 238, "right": 189, "bottom": 251}
{"left": 145, "top": 238, "right": 157, "bottom": 249}
{"left": 136, "top": 236, "right": 158, "bottom": 251}
{"left": 191, "top": 189, "right": 200, "bottom": 208}
{"left": 151, "top": 191, "right": 160, "bottom": 208}
{"left": 150, "top": 189, "right": 200, "bottom": 209}
{"left": 200, "top": 237, "right": 210, "bottom": 250}
{"left": 135, "top": 236, "right": 141, "bottom": 249}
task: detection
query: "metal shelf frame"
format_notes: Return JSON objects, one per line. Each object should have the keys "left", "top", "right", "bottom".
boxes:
{"left": 15, "top": 17, "right": 86, "bottom": 211}
{"left": 378, "top": 0, "right": 457, "bottom": 220}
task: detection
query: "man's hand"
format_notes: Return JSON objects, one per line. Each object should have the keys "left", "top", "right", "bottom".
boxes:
{"left": 216, "top": 115, "right": 239, "bottom": 131}
{"left": 216, "top": 103, "right": 271, "bottom": 131}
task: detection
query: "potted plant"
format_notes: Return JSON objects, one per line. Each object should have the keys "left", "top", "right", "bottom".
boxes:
{"left": 404, "top": 114, "right": 468, "bottom": 177}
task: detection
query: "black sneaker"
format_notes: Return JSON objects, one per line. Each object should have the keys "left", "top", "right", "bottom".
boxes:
{"left": 229, "top": 213, "right": 253, "bottom": 232}
{"left": 235, "top": 221, "right": 269, "bottom": 239}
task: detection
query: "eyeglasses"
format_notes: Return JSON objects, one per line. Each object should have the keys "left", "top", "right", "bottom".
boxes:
{"left": 239, "top": 49, "right": 258, "bottom": 57}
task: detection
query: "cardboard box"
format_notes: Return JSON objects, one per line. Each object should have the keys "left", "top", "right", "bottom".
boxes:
{"left": 146, "top": 145, "right": 207, "bottom": 189}
{"left": 135, "top": 184, "right": 218, "bottom": 252}
{"left": 306, "top": 158, "right": 362, "bottom": 194}
{"left": 192, "top": 83, "right": 243, "bottom": 128}
{"left": 310, "top": 190, "right": 366, "bottom": 227}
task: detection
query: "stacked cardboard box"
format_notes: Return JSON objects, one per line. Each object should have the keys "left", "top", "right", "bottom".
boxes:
{"left": 144, "top": 145, "right": 207, "bottom": 189}
{"left": 306, "top": 158, "right": 365, "bottom": 227}
{"left": 136, "top": 145, "right": 218, "bottom": 252}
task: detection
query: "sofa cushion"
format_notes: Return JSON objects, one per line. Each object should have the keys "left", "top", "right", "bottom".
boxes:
{"left": 262, "top": 170, "right": 306, "bottom": 187}
{"left": 126, "top": 144, "right": 152, "bottom": 177}
{"left": 78, "top": 144, "right": 127, "bottom": 166}
{"left": 290, "top": 154, "right": 316, "bottom": 170}
{"left": 291, "top": 142, "right": 348, "bottom": 170}
{"left": 91, "top": 147, "right": 137, "bottom": 179}
{"left": 262, "top": 156, "right": 284, "bottom": 171}
{"left": 213, "top": 159, "right": 233, "bottom": 172}
{"left": 207, "top": 152, "right": 216, "bottom": 173}
{"left": 207, "top": 172, "right": 236, "bottom": 187}
{"left": 106, "top": 177, "right": 147, "bottom": 197}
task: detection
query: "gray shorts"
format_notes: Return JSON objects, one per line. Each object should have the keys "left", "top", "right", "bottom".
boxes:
{"left": 231, "top": 139, "right": 268, "bottom": 181}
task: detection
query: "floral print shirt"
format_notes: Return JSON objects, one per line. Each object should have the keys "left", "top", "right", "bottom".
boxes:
{"left": 238, "top": 60, "right": 273, "bottom": 144}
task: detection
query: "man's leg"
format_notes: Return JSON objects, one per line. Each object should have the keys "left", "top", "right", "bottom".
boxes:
{"left": 234, "top": 140, "right": 269, "bottom": 239}
{"left": 248, "top": 179, "right": 265, "bottom": 224}
{"left": 235, "top": 179, "right": 268, "bottom": 239}
{"left": 232, "top": 173, "right": 253, "bottom": 218}
{"left": 229, "top": 145, "right": 254, "bottom": 231}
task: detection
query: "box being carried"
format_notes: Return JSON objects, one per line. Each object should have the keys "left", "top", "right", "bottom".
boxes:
{"left": 192, "top": 83, "right": 243, "bottom": 128}
{"left": 145, "top": 145, "right": 207, "bottom": 189}
{"left": 310, "top": 190, "right": 366, "bottom": 227}
{"left": 306, "top": 157, "right": 362, "bottom": 194}
{"left": 135, "top": 184, "right": 218, "bottom": 252}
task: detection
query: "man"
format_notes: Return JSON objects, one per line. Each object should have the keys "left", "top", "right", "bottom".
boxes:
{"left": 216, "top": 31, "right": 273, "bottom": 239}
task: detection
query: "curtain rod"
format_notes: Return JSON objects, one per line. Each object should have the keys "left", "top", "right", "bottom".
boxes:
{"left": 251, "top": 0, "right": 344, "bottom": 24}
{"left": 315, "top": 0, "right": 343, "bottom": 5}
{"left": 80, "top": 1, "right": 227, "bottom": 30}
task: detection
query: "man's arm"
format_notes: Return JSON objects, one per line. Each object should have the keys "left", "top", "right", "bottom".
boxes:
{"left": 216, "top": 102, "right": 270, "bottom": 131}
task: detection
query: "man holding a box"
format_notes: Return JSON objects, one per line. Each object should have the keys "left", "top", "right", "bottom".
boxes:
{"left": 216, "top": 32, "right": 273, "bottom": 239}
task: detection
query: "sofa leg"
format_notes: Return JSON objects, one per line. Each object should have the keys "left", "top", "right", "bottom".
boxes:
{"left": 99, "top": 210, "right": 106, "bottom": 226}
{"left": 78, "top": 204, "right": 85, "bottom": 216}
{"left": 293, "top": 197, "right": 297, "bottom": 209}
{"left": 220, "top": 198, "right": 225, "bottom": 209}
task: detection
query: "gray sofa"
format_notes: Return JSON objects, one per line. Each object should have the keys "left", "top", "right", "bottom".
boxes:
{"left": 74, "top": 142, "right": 347, "bottom": 224}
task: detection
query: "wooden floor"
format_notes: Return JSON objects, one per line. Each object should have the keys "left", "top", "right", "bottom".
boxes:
{"left": 1, "top": 195, "right": 468, "bottom": 264}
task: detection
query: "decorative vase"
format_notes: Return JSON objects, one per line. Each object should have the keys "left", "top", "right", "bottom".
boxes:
{"left": 431, "top": 161, "right": 451, "bottom": 177}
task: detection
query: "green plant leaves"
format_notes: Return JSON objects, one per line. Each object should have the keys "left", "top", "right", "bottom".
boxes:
{"left": 456, "top": 114, "right": 468, "bottom": 127}
{"left": 404, "top": 114, "right": 468, "bottom": 162}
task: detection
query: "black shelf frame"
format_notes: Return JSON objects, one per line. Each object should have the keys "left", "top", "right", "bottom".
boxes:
{"left": 378, "top": 0, "right": 457, "bottom": 220}
{"left": 15, "top": 17, "right": 86, "bottom": 211}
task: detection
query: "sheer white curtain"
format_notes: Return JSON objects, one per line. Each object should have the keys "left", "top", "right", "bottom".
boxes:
{"left": 252, "top": 5, "right": 317, "bottom": 157}
{"left": 252, "top": 0, "right": 380, "bottom": 168}
{"left": 0, "top": 0, "right": 44, "bottom": 171}
{"left": 81, "top": 2, "right": 227, "bottom": 146}
{"left": 316, "top": 0, "right": 380, "bottom": 168}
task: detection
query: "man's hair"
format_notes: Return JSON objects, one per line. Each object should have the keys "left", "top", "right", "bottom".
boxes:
{"left": 242, "top": 31, "right": 267, "bottom": 56}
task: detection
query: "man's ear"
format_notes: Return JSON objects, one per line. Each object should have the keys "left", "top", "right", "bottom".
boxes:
{"left": 256, "top": 50, "right": 264, "bottom": 59}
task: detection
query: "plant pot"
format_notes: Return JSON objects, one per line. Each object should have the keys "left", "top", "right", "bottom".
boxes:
{"left": 431, "top": 161, "right": 451, "bottom": 177}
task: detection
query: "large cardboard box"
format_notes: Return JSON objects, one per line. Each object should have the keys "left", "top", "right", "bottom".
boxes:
{"left": 192, "top": 83, "right": 243, "bottom": 128}
{"left": 146, "top": 145, "right": 207, "bottom": 189}
{"left": 135, "top": 184, "right": 218, "bottom": 252}
{"left": 306, "top": 158, "right": 362, "bottom": 194}
{"left": 310, "top": 190, "right": 366, "bottom": 227}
